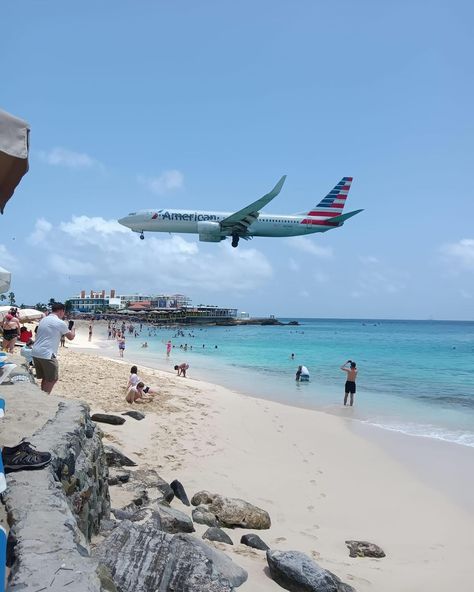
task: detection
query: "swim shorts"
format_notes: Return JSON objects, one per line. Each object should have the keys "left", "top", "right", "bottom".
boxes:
{"left": 143, "top": 386, "right": 150, "bottom": 394}
{"left": 345, "top": 380, "right": 356, "bottom": 394}
{"left": 33, "top": 356, "right": 59, "bottom": 381}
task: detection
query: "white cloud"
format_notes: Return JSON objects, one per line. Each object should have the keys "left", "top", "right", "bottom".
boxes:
{"left": 26, "top": 215, "right": 273, "bottom": 295}
{"left": 138, "top": 169, "right": 184, "bottom": 195}
{"left": 28, "top": 218, "right": 53, "bottom": 246}
{"left": 460, "top": 289, "right": 472, "bottom": 299}
{"left": 314, "top": 271, "right": 329, "bottom": 284}
{"left": 287, "top": 236, "right": 333, "bottom": 258}
{"left": 440, "top": 239, "right": 474, "bottom": 270}
{"left": 0, "top": 244, "right": 17, "bottom": 268}
{"left": 38, "top": 147, "right": 102, "bottom": 169}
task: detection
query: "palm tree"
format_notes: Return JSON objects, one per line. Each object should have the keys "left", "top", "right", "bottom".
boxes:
{"left": 8, "top": 292, "right": 15, "bottom": 306}
{"left": 48, "top": 298, "right": 56, "bottom": 308}
{"left": 0, "top": 294, "right": 6, "bottom": 303}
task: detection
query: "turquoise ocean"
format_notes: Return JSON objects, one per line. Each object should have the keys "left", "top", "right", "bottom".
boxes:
{"left": 113, "top": 319, "right": 474, "bottom": 449}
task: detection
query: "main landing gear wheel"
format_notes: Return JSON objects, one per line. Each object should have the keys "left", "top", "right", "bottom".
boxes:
{"left": 140, "top": 232, "right": 145, "bottom": 240}
{"left": 231, "top": 233, "right": 240, "bottom": 248}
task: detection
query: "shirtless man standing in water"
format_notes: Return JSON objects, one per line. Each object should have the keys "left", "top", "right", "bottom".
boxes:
{"left": 340, "top": 360, "right": 358, "bottom": 406}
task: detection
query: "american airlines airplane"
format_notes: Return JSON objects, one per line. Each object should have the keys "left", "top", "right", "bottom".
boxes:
{"left": 118, "top": 176, "right": 363, "bottom": 248}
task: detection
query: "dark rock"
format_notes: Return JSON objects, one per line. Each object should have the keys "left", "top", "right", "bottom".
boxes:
{"left": 104, "top": 445, "right": 137, "bottom": 467}
{"left": 267, "top": 549, "right": 355, "bottom": 592}
{"left": 122, "top": 468, "right": 174, "bottom": 503}
{"left": 170, "top": 478, "right": 190, "bottom": 506}
{"left": 108, "top": 469, "right": 131, "bottom": 486}
{"left": 122, "top": 410, "right": 145, "bottom": 421}
{"left": 192, "top": 505, "right": 219, "bottom": 527}
{"left": 191, "top": 490, "right": 216, "bottom": 506}
{"left": 209, "top": 495, "right": 271, "bottom": 529}
{"left": 345, "top": 540, "right": 386, "bottom": 558}
{"left": 91, "top": 413, "right": 126, "bottom": 425}
{"left": 203, "top": 527, "right": 233, "bottom": 545}
{"left": 100, "top": 518, "right": 119, "bottom": 534}
{"left": 150, "top": 504, "right": 195, "bottom": 534}
{"left": 95, "top": 519, "right": 247, "bottom": 591}
{"left": 112, "top": 505, "right": 149, "bottom": 522}
{"left": 240, "top": 533, "right": 269, "bottom": 551}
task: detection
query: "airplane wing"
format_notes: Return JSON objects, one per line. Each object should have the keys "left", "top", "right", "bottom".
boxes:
{"left": 220, "top": 176, "right": 287, "bottom": 234}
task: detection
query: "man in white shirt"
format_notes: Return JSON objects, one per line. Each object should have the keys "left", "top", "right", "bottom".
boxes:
{"left": 32, "top": 302, "right": 75, "bottom": 393}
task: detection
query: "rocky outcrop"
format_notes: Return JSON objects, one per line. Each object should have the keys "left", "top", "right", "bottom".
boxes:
{"left": 266, "top": 550, "right": 355, "bottom": 592}
{"left": 203, "top": 527, "right": 233, "bottom": 545}
{"left": 191, "top": 490, "right": 215, "bottom": 506}
{"left": 240, "top": 533, "right": 269, "bottom": 551}
{"left": 345, "top": 540, "right": 386, "bottom": 558}
{"left": 96, "top": 519, "right": 247, "bottom": 591}
{"left": 2, "top": 390, "right": 114, "bottom": 591}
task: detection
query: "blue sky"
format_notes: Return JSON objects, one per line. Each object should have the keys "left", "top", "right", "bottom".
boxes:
{"left": 2, "top": 1, "right": 474, "bottom": 319}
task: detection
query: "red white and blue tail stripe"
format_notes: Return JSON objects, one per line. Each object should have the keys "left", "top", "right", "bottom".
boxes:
{"left": 301, "top": 177, "right": 353, "bottom": 226}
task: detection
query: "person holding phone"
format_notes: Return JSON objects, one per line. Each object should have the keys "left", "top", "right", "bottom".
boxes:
{"left": 32, "top": 302, "right": 75, "bottom": 393}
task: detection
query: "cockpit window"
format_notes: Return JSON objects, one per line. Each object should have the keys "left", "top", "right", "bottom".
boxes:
{"left": 128, "top": 212, "right": 137, "bottom": 216}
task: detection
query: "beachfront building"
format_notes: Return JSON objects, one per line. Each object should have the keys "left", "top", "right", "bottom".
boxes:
{"left": 68, "top": 290, "right": 193, "bottom": 313}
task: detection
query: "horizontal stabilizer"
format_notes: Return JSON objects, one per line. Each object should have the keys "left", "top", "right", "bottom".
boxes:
{"left": 327, "top": 209, "right": 364, "bottom": 225}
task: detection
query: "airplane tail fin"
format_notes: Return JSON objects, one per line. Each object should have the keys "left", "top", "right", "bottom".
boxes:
{"left": 306, "top": 177, "right": 353, "bottom": 218}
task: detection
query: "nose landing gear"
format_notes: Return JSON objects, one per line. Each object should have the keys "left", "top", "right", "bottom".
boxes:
{"left": 140, "top": 232, "right": 145, "bottom": 240}
{"left": 231, "top": 233, "right": 240, "bottom": 248}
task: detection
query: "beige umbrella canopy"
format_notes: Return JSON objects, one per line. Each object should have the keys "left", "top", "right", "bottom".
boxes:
{"left": 0, "top": 108, "right": 30, "bottom": 214}
{"left": 0, "top": 266, "right": 11, "bottom": 294}
{"left": 0, "top": 306, "right": 44, "bottom": 323}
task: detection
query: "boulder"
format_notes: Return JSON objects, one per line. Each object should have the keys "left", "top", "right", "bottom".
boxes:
{"left": 240, "top": 533, "right": 269, "bottom": 551}
{"left": 345, "top": 540, "right": 385, "bottom": 558}
{"left": 91, "top": 413, "right": 126, "bottom": 425}
{"left": 122, "top": 468, "right": 174, "bottom": 503}
{"left": 191, "top": 490, "right": 216, "bottom": 506}
{"left": 170, "top": 478, "right": 190, "bottom": 506}
{"left": 95, "top": 519, "right": 247, "bottom": 591}
{"left": 192, "top": 505, "right": 219, "bottom": 527}
{"left": 151, "top": 504, "right": 195, "bottom": 534}
{"left": 104, "top": 445, "right": 137, "bottom": 467}
{"left": 209, "top": 495, "right": 271, "bottom": 529}
{"left": 122, "top": 410, "right": 145, "bottom": 421}
{"left": 203, "top": 527, "right": 233, "bottom": 545}
{"left": 108, "top": 469, "right": 131, "bottom": 486}
{"left": 112, "top": 505, "right": 149, "bottom": 522}
{"left": 267, "top": 549, "right": 355, "bottom": 592}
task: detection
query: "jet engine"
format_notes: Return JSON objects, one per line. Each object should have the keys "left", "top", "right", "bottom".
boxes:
{"left": 197, "top": 221, "right": 224, "bottom": 243}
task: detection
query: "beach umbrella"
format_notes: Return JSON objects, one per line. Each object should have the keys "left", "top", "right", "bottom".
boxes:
{"left": 0, "top": 109, "right": 30, "bottom": 214}
{"left": 0, "top": 267, "right": 11, "bottom": 293}
{"left": 0, "top": 306, "right": 44, "bottom": 323}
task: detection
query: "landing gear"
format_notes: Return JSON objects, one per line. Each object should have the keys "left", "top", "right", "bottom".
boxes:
{"left": 140, "top": 232, "right": 145, "bottom": 240}
{"left": 231, "top": 233, "right": 240, "bottom": 248}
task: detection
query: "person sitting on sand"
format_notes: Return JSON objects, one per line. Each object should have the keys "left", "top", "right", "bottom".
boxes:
{"left": 126, "top": 381, "right": 153, "bottom": 404}
{"left": 19, "top": 326, "right": 33, "bottom": 343}
{"left": 20, "top": 339, "right": 34, "bottom": 366}
{"left": 127, "top": 365, "right": 157, "bottom": 395}
{"left": 174, "top": 363, "right": 189, "bottom": 377}
{"left": 340, "top": 360, "right": 358, "bottom": 406}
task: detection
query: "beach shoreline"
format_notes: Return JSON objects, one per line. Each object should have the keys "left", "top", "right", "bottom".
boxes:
{"left": 51, "top": 324, "right": 474, "bottom": 591}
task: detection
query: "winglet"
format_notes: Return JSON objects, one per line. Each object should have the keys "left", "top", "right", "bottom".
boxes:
{"left": 265, "top": 175, "right": 286, "bottom": 200}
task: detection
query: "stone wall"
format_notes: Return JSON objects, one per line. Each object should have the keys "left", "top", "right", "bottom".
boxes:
{"left": 1, "top": 384, "right": 115, "bottom": 591}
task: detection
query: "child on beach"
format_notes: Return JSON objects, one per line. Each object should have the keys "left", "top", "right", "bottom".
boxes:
{"left": 174, "top": 363, "right": 189, "bottom": 377}
{"left": 126, "top": 381, "right": 154, "bottom": 404}
{"left": 127, "top": 365, "right": 158, "bottom": 395}
{"left": 340, "top": 360, "right": 358, "bottom": 406}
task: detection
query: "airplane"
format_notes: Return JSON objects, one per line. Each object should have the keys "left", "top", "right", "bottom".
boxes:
{"left": 118, "top": 176, "right": 363, "bottom": 248}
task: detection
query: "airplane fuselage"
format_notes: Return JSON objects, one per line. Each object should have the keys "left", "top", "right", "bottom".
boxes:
{"left": 119, "top": 209, "right": 338, "bottom": 238}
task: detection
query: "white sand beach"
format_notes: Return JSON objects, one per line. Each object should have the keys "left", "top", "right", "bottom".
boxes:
{"left": 41, "top": 325, "right": 474, "bottom": 591}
